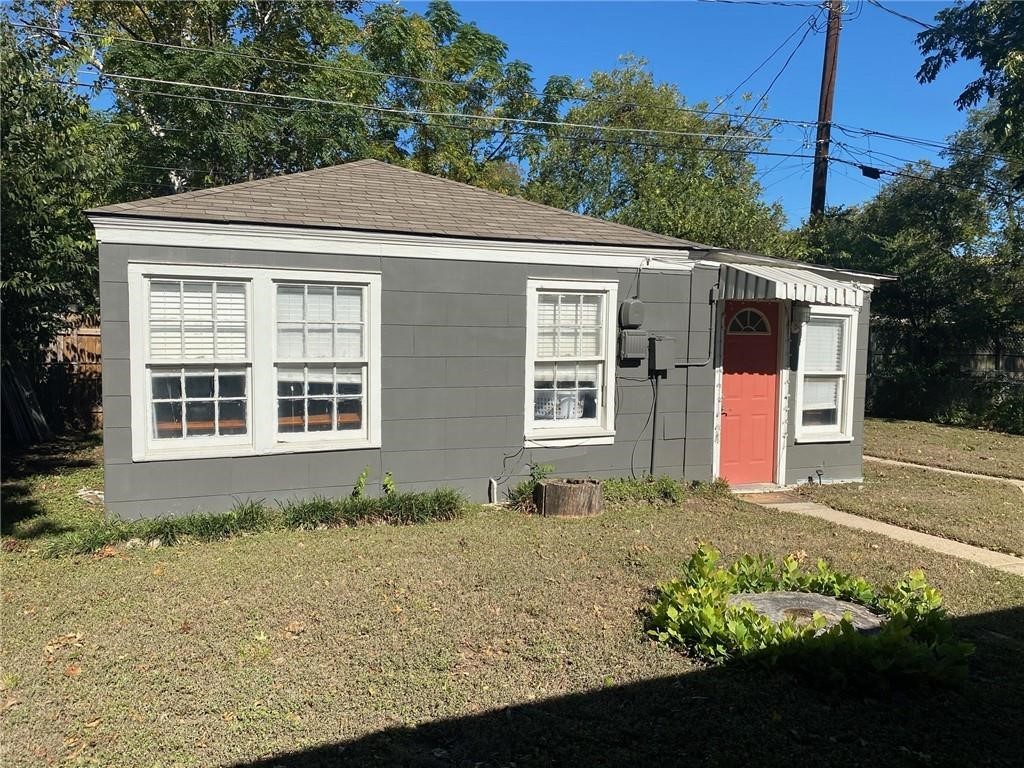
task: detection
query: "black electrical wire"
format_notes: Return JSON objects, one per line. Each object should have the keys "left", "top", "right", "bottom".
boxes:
{"left": 629, "top": 377, "right": 657, "bottom": 480}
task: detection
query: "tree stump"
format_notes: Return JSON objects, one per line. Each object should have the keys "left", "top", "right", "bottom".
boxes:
{"left": 532, "top": 478, "right": 603, "bottom": 517}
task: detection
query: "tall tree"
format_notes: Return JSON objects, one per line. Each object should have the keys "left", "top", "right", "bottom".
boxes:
{"left": 525, "top": 59, "right": 790, "bottom": 254}
{"left": 0, "top": 19, "right": 114, "bottom": 365}
{"left": 916, "top": 0, "right": 1024, "bottom": 188}
{"left": 359, "top": 0, "right": 572, "bottom": 192}
{"left": 798, "top": 114, "right": 1024, "bottom": 430}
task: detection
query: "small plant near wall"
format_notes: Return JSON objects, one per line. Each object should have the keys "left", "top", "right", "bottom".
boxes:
{"left": 507, "top": 463, "right": 554, "bottom": 512}
{"left": 646, "top": 544, "right": 973, "bottom": 690}
{"left": 352, "top": 466, "right": 371, "bottom": 498}
{"left": 382, "top": 471, "right": 396, "bottom": 497}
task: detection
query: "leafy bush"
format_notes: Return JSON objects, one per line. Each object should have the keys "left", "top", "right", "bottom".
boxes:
{"left": 602, "top": 476, "right": 684, "bottom": 505}
{"left": 646, "top": 544, "right": 973, "bottom": 690}
{"left": 382, "top": 471, "right": 396, "bottom": 496}
{"left": 43, "top": 488, "right": 466, "bottom": 557}
{"left": 690, "top": 478, "right": 732, "bottom": 498}
{"left": 507, "top": 463, "right": 554, "bottom": 512}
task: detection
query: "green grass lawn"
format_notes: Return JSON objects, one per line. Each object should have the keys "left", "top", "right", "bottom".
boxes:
{"left": 865, "top": 418, "right": 1024, "bottom": 479}
{"left": 800, "top": 463, "right": 1024, "bottom": 556}
{"left": 2, "top": 440, "right": 1024, "bottom": 766}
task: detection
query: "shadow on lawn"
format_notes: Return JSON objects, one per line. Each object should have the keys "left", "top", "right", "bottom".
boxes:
{"left": 231, "top": 605, "right": 1024, "bottom": 768}
{"left": 0, "top": 432, "right": 102, "bottom": 538}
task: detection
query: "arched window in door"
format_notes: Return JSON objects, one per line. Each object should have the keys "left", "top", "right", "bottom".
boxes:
{"left": 727, "top": 308, "right": 771, "bottom": 335}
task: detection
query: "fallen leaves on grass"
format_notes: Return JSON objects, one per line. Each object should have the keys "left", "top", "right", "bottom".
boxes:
{"left": 44, "top": 632, "right": 84, "bottom": 658}
{"left": 285, "top": 620, "right": 306, "bottom": 637}
{"left": 1, "top": 697, "right": 20, "bottom": 713}
{"left": 64, "top": 663, "right": 82, "bottom": 678}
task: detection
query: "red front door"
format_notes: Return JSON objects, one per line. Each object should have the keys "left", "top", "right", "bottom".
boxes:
{"left": 720, "top": 301, "right": 779, "bottom": 485}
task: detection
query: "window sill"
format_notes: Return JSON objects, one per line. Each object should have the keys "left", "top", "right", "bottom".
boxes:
{"left": 524, "top": 429, "right": 615, "bottom": 448}
{"left": 794, "top": 433, "right": 854, "bottom": 445}
{"left": 132, "top": 439, "right": 381, "bottom": 462}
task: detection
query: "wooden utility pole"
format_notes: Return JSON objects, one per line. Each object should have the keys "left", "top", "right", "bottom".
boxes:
{"left": 810, "top": 0, "right": 843, "bottom": 218}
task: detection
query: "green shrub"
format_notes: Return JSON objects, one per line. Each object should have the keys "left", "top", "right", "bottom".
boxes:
{"left": 43, "top": 521, "right": 130, "bottom": 558}
{"left": 646, "top": 544, "right": 973, "bottom": 690}
{"left": 382, "top": 471, "right": 396, "bottom": 496}
{"left": 690, "top": 478, "right": 732, "bottom": 498}
{"left": 507, "top": 463, "right": 554, "bottom": 512}
{"left": 602, "top": 476, "right": 684, "bottom": 505}
{"left": 280, "top": 495, "right": 344, "bottom": 529}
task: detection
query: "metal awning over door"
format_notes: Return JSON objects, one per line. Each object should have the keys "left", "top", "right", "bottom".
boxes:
{"left": 719, "top": 263, "right": 866, "bottom": 307}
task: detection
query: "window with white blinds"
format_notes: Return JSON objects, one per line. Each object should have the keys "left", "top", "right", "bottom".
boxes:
{"left": 129, "top": 265, "right": 381, "bottom": 461}
{"left": 274, "top": 283, "right": 367, "bottom": 440}
{"left": 796, "top": 310, "right": 856, "bottom": 440}
{"left": 146, "top": 279, "right": 250, "bottom": 442}
{"left": 525, "top": 279, "right": 617, "bottom": 444}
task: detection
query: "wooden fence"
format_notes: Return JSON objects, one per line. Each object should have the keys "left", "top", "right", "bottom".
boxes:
{"left": 43, "top": 319, "right": 103, "bottom": 430}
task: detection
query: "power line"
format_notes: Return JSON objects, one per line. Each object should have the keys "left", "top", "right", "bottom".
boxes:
{"left": 19, "top": 20, "right": 1004, "bottom": 163}
{"left": 94, "top": 71, "right": 791, "bottom": 145}
{"left": 733, "top": 6, "right": 823, "bottom": 133}
{"left": 866, "top": 0, "right": 934, "bottom": 30}
{"left": 713, "top": 10, "right": 818, "bottom": 111}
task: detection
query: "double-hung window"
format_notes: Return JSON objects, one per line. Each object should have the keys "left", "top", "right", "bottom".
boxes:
{"left": 129, "top": 264, "right": 380, "bottom": 460}
{"left": 795, "top": 306, "right": 857, "bottom": 442}
{"left": 275, "top": 283, "right": 368, "bottom": 442}
{"left": 525, "top": 279, "right": 617, "bottom": 446}
{"left": 145, "top": 278, "right": 251, "bottom": 448}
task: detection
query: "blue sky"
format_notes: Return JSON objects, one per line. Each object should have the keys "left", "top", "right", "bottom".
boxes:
{"left": 398, "top": 0, "right": 982, "bottom": 227}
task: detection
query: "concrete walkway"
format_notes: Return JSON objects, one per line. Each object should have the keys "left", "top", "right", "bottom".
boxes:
{"left": 751, "top": 499, "right": 1024, "bottom": 577}
{"left": 865, "top": 455, "right": 1024, "bottom": 495}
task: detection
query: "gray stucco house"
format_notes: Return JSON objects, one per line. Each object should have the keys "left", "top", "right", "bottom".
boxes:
{"left": 88, "top": 159, "right": 885, "bottom": 519}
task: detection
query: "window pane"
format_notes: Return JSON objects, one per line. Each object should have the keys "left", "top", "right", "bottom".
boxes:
{"left": 277, "top": 285, "right": 304, "bottom": 322}
{"left": 307, "top": 399, "right": 333, "bottom": 432}
{"left": 536, "top": 329, "right": 556, "bottom": 358}
{"left": 150, "top": 326, "right": 182, "bottom": 359}
{"left": 306, "top": 325, "right": 333, "bottom": 358}
{"left": 215, "top": 283, "right": 247, "bottom": 358}
{"left": 183, "top": 325, "right": 215, "bottom": 359}
{"left": 277, "top": 398, "right": 304, "bottom": 432}
{"left": 579, "top": 329, "right": 601, "bottom": 357}
{"left": 336, "top": 370, "right": 362, "bottom": 396}
{"left": 804, "top": 318, "right": 845, "bottom": 373}
{"left": 558, "top": 330, "right": 578, "bottom": 357}
{"left": 218, "top": 400, "right": 247, "bottom": 435}
{"left": 218, "top": 372, "right": 246, "bottom": 399}
{"left": 802, "top": 376, "right": 841, "bottom": 427}
{"left": 560, "top": 293, "right": 581, "bottom": 326}
{"left": 186, "top": 401, "right": 216, "bottom": 436}
{"left": 183, "top": 282, "right": 213, "bottom": 321}
{"left": 277, "top": 325, "right": 304, "bottom": 358}
{"left": 337, "top": 398, "right": 362, "bottom": 430}
{"left": 581, "top": 294, "right": 602, "bottom": 326}
{"left": 537, "top": 294, "right": 558, "bottom": 328}
{"left": 335, "top": 326, "right": 362, "bottom": 359}
{"left": 579, "top": 388, "right": 599, "bottom": 418}
{"left": 153, "top": 402, "right": 183, "bottom": 439}
{"left": 152, "top": 373, "right": 182, "bottom": 400}
{"left": 577, "top": 364, "right": 599, "bottom": 387}
{"left": 534, "top": 364, "right": 556, "bottom": 420}
{"left": 307, "top": 367, "right": 333, "bottom": 396}
{"left": 335, "top": 288, "right": 362, "bottom": 323}
{"left": 184, "top": 373, "right": 214, "bottom": 399}
{"left": 277, "top": 367, "right": 304, "bottom": 397}
{"left": 306, "top": 286, "right": 334, "bottom": 322}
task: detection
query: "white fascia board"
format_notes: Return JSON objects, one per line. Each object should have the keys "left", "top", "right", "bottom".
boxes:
{"left": 90, "top": 216, "right": 696, "bottom": 272}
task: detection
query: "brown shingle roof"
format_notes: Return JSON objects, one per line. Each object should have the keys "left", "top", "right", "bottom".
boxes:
{"left": 89, "top": 159, "right": 701, "bottom": 250}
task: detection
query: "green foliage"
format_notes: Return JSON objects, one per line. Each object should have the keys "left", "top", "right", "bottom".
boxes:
{"left": 916, "top": 0, "right": 1024, "bottom": 186}
{"left": 646, "top": 545, "right": 973, "bottom": 690}
{"left": 280, "top": 487, "right": 466, "bottom": 529}
{"left": 0, "top": 19, "right": 117, "bottom": 365}
{"left": 507, "top": 463, "right": 554, "bottom": 512}
{"left": 382, "top": 471, "right": 396, "bottom": 497}
{"left": 42, "top": 488, "right": 465, "bottom": 556}
{"left": 602, "top": 475, "right": 683, "bottom": 505}
{"left": 691, "top": 478, "right": 733, "bottom": 498}
{"left": 352, "top": 466, "right": 370, "bottom": 499}
{"left": 526, "top": 57, "right": 791, "bottom": 254}
{"left": 795, "top": 113, "right": 1023, "bottom": 433}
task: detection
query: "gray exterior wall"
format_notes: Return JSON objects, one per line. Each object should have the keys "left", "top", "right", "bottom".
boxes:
{"left": 99, "top": 243, "right": 721, "bottom": 519}
{"left": 783, "top": 294, "right": 871, "bottom": 485}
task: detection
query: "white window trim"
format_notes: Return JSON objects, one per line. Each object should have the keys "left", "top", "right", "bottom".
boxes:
{"left": 793, "top": 304, "right": 857, "bottom": 444}
{"left": 524, "top": 278, "right": 618, "bottom": 447}
{"left": 127, "top": 263, "right": 381, "bottom": 461}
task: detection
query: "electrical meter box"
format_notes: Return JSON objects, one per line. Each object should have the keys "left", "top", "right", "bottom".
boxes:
{"left": 619, "top": 330, "right": 648, "bottom": 361}
{"left": 649, "top": 336, "right": 675, "bottom": 374}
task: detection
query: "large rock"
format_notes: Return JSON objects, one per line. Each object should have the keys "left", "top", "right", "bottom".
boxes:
{"left": 727, "top": 591, "right": 884, "bottom": 633}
